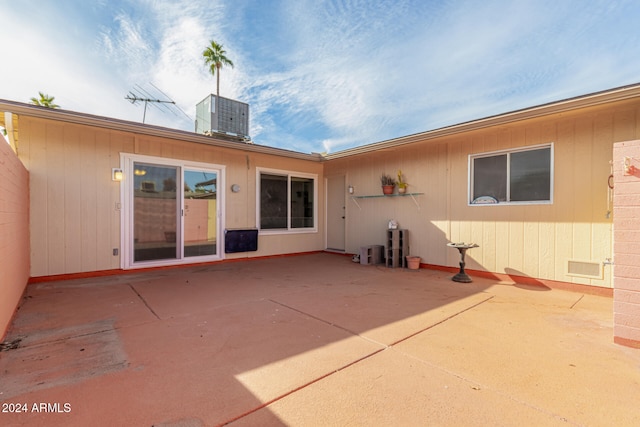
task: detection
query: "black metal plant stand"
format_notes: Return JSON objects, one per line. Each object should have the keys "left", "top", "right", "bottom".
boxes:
{"left": 447, "top": 243, "right": 479, "bottom": 283}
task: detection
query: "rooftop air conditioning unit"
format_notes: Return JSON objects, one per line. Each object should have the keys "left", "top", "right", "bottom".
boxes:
{"left": 195, "top": 95, "right": 249, "bottom": 138}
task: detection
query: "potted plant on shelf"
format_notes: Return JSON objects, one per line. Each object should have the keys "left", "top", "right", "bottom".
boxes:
{"left": 380, "top": 173, "right": 396, "bottom": 195}
{"left": 397, "top": 170, "right": 408, "bottom": 194}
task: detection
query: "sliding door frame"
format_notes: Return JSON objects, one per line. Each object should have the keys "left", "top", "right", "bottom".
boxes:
{"left": 120, "top": 153, "right": 226, "bottom": 269}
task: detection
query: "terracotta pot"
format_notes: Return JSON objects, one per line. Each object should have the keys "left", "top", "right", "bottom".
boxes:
{"left": 382, "top": 185, "right": 395, "bottom": 195}
{"left": 406, "top": 256, "right": 421, "bottom": 270}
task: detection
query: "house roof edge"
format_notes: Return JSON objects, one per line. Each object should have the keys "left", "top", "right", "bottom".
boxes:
{"left": 0, "top": 99, "right": 322, "bottom": 162}
{"left": 324, "top": 82, "right": 640, "bottom": 160}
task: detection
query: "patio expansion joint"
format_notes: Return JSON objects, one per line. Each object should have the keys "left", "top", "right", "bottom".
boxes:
{"left": 389, "top": 294, "right": 495, "bottom": 346}
{"left": 128, "top": 283, "right": 161, "bottom": 320}
{"left": 388, "top": 294, "right": 581, "bottom": 426}
{"left": 569, "top": 294, "right": 585, "bottom": 309}
{"left": 221, "top": 337, "right": 387, "bottom": 426}
{"left": 267, "top": 298, "right": 386, "bottom": 348}
{"left": 395, "top": 348, "right": 577, "bottom": 425}
{"left": 225, "top": 295, "right": 497, "bottom": 425}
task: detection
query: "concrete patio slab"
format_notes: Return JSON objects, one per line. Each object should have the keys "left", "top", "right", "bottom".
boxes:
{"left": 7, "top": 277, "right": 156, "bottom": 343}
{"left": 1, "top": 253, "right": 639, "bottom": 426}
{"left": 395, "top": 287, "right": 640, "bottom": 426}
{"left": 271, "top": 270, "right": 494, "bottom": 346}
{"left": 237, "top": 347, "right": 566, "bottom": 426}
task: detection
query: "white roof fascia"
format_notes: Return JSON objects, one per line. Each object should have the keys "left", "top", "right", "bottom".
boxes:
{"left": 3, "top": 82, "right": 640, "bottom": 162}
{"left": 324, "top": 82, "right": 640, "bottom": 160}
{"left": 0, "top": 99, "right": 322, "bottom": 162}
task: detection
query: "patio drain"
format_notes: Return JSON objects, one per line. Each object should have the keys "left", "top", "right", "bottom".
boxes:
{"left": 0, "top": 337, "right": 22, "bottom": 352}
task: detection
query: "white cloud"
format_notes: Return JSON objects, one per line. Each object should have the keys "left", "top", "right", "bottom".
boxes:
{"left": 2, "top": 0, "right": 640, "bottom": 153}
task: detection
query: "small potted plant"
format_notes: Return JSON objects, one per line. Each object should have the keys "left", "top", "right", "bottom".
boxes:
{"left": 406, "top": 255, "right": 421, "bottom": 270}
{"left": 380, "top": 173, "right": 396, "bottom": 195}
{"left": 397, "top": 170, "right": 408, "bottom": 194}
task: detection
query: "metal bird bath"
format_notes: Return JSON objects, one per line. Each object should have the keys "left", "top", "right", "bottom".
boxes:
{"left": 446, "top": 243, "right": 479, "bottom": 283}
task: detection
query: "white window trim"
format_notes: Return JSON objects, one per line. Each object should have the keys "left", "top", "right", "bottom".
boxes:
{"left": 120, "top": 153, "right": 226, "bottom": 269}
{"left": 256, "top": 167, "right": 318, "bottom": 235}
{"left": 468, "top": 143, "right": 554, "bottom": 206}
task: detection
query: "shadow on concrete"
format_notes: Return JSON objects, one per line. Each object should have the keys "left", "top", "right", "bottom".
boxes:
{"left": 0, "top": 252, "right": 492, "bottom": 426}
{"left": 504, "top": 268, "right": 551, "bottom": 291}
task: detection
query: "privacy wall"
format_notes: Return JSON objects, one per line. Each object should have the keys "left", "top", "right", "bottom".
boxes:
{"left": 613, "top": 139, "right": 640, "bottom": 348}
{"left": 0, "top": 139, "right": 29, "bottom": 339}
{"left": 325, "top": 99, "right": 640, "bottom": 289}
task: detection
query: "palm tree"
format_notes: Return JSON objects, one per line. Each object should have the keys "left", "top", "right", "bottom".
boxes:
{"left": 30, "top": 92, "right": 60, "bottom": 109}
{"left": 202, "top": 40, "right": 234, "bottom": 100}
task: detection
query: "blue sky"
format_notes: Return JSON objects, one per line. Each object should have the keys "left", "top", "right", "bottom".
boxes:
{"left": 2, "top": 0, "right": 640, "bottom": 154}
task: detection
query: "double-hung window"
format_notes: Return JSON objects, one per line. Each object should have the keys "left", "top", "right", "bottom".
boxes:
{"left": 258, "top": 168, "right": 317, "bottom": 232}
{"left": 469, "top": 144, "right": 553, "bottom": 205}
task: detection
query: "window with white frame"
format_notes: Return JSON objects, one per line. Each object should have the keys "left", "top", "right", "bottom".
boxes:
{"left": 258, "top": 169, "right": 317, "bottom": 231}
{"left": 469, "top": 144, "right": 553, "bottom": 204}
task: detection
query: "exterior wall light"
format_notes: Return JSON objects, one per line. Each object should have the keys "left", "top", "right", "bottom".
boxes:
{"left": 112, "top": 168, "right": 123, "bottom": 182}
{"left": 348, "top": 185, "right": 354, "bottom": 194}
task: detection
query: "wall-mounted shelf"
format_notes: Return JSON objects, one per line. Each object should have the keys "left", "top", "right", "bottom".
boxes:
{"left": 350, "top": 193, "right": 424, "bottom": 210}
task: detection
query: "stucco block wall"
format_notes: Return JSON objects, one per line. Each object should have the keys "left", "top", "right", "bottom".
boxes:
{"left": 0, "top": 140, "right": 29, "bottom": 339}
{"left": 613, "top": 139, "right": 640, "bottom": 348}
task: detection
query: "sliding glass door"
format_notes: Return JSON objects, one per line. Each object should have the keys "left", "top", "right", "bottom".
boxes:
{"left": 133, "top": 162, "right": 179, "bottom": 262}
{"left": 122, "top": 155, "right": 223, "bottom": 269}
{"left": 184, "top": 169, "right": 217, "bottom": 258}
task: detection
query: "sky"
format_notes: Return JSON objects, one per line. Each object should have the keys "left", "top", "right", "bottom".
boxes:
{"left": 2, "top": 0, "right": 640, "bottom": 154}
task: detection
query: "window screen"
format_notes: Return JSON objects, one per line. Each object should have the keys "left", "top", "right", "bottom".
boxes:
{"left": 473, "top": 154, "right": 507, "bottom": 202}
{"left": 471, "top": 145, "right": 552, "bottom": 204}
{"left": 260, "top": 173, "right": 288, "bottom": 229}
{"left": 259, "top": 172, "right": 316, "bottom": 230}
{"left": 510, "top": 148, "right": 551, "bottom": 201}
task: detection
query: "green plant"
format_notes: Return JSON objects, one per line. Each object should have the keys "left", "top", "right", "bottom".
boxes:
{"left": 203, "top": 40, "right": 234, "bottom": 99}
{"left": 380, "top": 173, "right": 396, "bottom": 186}
{"left": 397, "top": 170, "right": 408, "bottom": 189}
{"left": 30, "top": 92, "right": 59, "bottom": 109}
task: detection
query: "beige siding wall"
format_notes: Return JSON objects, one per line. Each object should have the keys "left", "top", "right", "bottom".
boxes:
{"left": 19, "top": 117, "right": 324, "bottom": 277}
{"left": 0, "top": 138, "right": 29, "bottom": 339}
{"left": 20, "top": 118, "right": 128, "bottom": 276}
{"left": 325, "top": 100, "right": 640, "bottom": 288}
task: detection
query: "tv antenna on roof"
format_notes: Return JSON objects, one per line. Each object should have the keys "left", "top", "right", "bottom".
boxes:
{"left": 125, "top": 83, "right": 191, "bottom": 124}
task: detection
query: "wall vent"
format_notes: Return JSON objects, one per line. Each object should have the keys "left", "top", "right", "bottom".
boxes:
{"left": 567, "top": 259, "right": 603, "bottom": 279}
